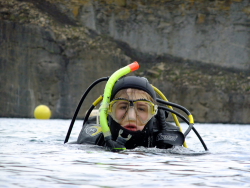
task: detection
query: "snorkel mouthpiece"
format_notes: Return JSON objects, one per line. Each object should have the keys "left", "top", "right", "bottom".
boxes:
{"left": 99, "top": 61, "right": 139, "bottom": 151}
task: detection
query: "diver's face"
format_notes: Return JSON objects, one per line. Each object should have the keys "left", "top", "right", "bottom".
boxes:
{"left": 114, "top": 89, "right": 153, "bottom": 131}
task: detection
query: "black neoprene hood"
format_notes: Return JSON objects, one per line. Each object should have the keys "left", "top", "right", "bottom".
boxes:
{"left": 111, "top": 76, "right": 156, "bottom": 100}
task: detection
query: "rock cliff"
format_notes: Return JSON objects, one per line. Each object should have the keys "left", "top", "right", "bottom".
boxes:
{"left": 0, "top": 0, "right": 249, "bottom": 123}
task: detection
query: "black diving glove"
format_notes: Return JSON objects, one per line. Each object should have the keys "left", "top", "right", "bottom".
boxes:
{"left": 105, "top": 130, "right": 132, "bottom": 152}
{"left": 105, "top": 135, "right": 126, "bottom": 152}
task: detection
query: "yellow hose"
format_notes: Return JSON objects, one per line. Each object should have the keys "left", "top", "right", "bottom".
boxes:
{"left": 93, "top": 95, "right": 103, "bottom": 106}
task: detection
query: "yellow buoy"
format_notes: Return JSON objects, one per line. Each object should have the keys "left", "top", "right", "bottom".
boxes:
{"left": 34, "top": 105, "right": 51, "bottom": 119}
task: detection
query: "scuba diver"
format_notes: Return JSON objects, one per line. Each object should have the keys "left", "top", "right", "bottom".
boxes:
{"left": 64, "top": 62, "right": 208, "bottom": 152}
{"left": 76, "top": 76, "right": 184, "bottom": 150}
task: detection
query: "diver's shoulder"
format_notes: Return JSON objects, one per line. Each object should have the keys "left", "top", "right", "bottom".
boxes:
{"left": 76, "top": 123, "right": 103, "bottom": 145}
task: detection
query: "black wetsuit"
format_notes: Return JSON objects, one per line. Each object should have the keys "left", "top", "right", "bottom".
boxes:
{"left": 76, "top": 114, "right": 184, "bottom": 149}
{"left": 76, "top": 117, "right": 105, "bottom": 146}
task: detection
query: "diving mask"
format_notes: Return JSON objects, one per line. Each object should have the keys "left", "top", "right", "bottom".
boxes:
{"left": 108, "top": 98, "right": 158, "bottom": 124}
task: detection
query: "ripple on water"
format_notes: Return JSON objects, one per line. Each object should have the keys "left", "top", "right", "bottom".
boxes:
{"left": 1, "top": 118, "right": 250, "bottom": 188}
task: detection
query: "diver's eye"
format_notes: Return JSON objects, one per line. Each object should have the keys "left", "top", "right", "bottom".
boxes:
{"left": 119, "top": 105, "right": 128, "bottom": 110}
{"left": 136, "top": 104, "right": 148, "bottom": 112}
{"left": 138, "top": 107, "right": 146, "bottom": 112}
{"left": 116, "top": 102, "right": 129, "bottom": 110}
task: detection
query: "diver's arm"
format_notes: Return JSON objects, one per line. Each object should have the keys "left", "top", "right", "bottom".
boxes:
{"left": 76, "top": 124, "right": 104, "bottom": 146}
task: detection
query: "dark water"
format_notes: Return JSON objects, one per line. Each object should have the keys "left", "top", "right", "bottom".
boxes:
{"left": 0, "top": 118, "right": 250, "bottom": 188}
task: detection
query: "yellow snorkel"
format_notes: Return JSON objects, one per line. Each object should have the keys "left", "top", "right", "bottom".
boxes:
{"left": 99, "top": 61, "right": 139, "bottom": 151}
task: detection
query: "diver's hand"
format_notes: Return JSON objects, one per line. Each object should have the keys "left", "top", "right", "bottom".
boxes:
{"left": 105, "top": 136, "right": 126, "bottom": 152}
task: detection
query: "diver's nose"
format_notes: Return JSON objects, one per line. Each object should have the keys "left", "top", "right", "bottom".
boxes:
{"left": 127, "top": 106, "right": 136, "bottom": 120}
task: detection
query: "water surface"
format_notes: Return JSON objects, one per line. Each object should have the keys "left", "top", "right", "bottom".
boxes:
{"left": 0, "top": 118, "right": 250, "bottom": 188}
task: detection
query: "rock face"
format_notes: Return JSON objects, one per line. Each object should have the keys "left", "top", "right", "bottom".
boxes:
{"left": 0, "top": 19, "right": 131, "bottom": 118}
{"left": 0, "top": 0, "right": 249, "bottom": 123}
{"left": 153, "top": 81, "right": 250, "bottom": 124}
{"left": 79, "top": 0, "right": 250, "bottom": 71}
